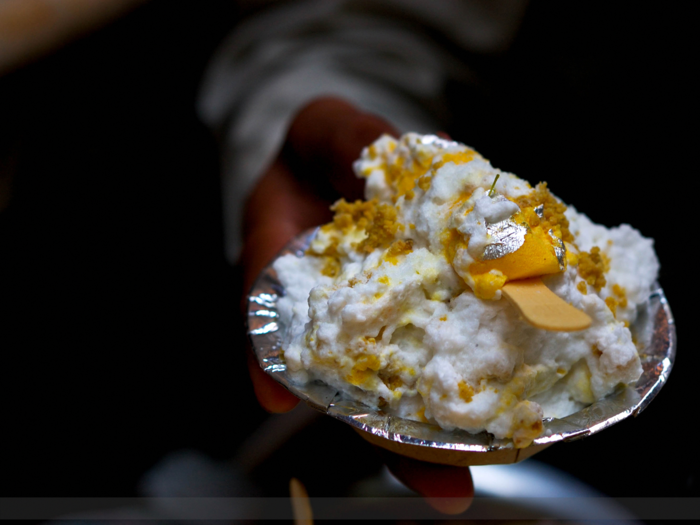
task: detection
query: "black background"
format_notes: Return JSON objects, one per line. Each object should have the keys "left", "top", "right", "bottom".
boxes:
{"left": 1, "top": 0, "right": 697, "bottom": 508}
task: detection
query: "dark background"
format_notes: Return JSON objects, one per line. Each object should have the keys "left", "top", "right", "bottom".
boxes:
{"left": 1, "top": 0, "right": 697, "bottom": 506}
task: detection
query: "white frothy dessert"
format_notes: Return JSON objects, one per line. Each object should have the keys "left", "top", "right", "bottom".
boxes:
{"left": 274, "top": 133, "right": 658, "bottom": 447}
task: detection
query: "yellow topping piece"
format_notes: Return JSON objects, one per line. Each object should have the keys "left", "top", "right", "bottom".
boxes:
{"left": 441, "top": 184, "right": 571, "bottom": 299}
{"left": 469, "top": 228, "right": 562, "bottom": 294}
{"left": 471, "top": 271, "right": 508, "bottom": 300}
{"left": 444, "top": 184, "right": 571, "bottom": 298}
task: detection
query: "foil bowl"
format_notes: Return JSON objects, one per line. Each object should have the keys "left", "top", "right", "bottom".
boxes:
{"left": 247, "top": 228, "right": 676, "bottom": 466}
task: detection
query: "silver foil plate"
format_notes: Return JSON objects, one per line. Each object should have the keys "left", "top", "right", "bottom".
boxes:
{"left": 247, "top": 229, "right": 676, "bottom": 465}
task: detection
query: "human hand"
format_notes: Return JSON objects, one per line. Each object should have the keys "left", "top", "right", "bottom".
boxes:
{"left": 241, "top": 97, "right": 473, "bottom": 514}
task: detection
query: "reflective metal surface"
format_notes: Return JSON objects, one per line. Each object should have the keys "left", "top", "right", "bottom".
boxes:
{"left": 247, "top": 229, "right": 676, "bottom": 466}
{"left": 483, "top": 216, "right": 527, "bottom": 260}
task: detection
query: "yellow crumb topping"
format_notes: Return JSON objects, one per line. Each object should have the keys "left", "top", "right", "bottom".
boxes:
{"left": 327, "top": 198, "right": 400, "bottom": 253}
{"left": 416, "top": 174, "right": 432, "bottom": 192}
{"left": 605, "top": 283, "right": 628, "bottom": 318}
{"left": 356, "top": 204, "right": 400, "bottom": 253}
{"left": 578, "top": 246, "right": 607, "bottom": 291}
{"left": 576, "top": 280, "right": 588, "bottom": 295}
{"left": 330, "top": 198, "right": 381, "bottom": 233}
{"left": 374, "top": 145, "right": 478, "bottom": 201}
{"left": 612, "top": 283, "right": 628, "bottom": 308}
{"left": 515, "top": 182, "right": 573, "bottom": 243}
{"left": 385, "top": 156, "right": 430, "bottom": 201}
{"left": 458, "top": 380, "right": 475, "bottom": 403}
{"left": 321, "top": 256, "right": 341, "bottom": 277}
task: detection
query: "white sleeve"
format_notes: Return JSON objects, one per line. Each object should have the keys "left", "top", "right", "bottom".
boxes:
{"left": 197, "top": 0, "right": 526, "bottom": 263}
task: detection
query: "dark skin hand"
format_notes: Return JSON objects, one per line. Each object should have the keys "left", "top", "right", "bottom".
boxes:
{"left": 241, "top": 97, "right": 473, "bottom": 515}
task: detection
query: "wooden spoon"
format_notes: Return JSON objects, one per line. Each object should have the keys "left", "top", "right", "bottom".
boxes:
{"left": 290, "top": 477, "right": 313, "bottom": 525}
{"left": 502, "top": 277, "right": 592, "bottom": 331}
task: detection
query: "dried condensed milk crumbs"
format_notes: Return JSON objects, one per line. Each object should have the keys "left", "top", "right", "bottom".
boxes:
{"left": 274, "top": 133, "right": 659, "bottom": 448}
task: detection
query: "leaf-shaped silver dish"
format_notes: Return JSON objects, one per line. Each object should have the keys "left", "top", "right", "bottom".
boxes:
{"left": 247, "top": 229, "right": 676, "bottom": 466}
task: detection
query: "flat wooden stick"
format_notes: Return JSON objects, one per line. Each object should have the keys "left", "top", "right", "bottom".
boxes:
{"left": 290, "top": 477, "right": 313, "bottom": 525}
{"left": 502, "top": 277, "right": 592, "bottom": 331}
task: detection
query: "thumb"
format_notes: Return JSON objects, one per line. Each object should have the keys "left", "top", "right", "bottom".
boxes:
{"left": 285, "top": 97, "right": 399, "bottom": 201}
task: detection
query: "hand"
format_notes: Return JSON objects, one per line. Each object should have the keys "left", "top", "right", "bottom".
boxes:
{"left": 241, "top": 97, "right": 473, "bottom": 514}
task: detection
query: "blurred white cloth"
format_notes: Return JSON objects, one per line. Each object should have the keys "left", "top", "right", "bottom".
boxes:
{"left": 197, "top": 0, "right": 527, "bottom": 263}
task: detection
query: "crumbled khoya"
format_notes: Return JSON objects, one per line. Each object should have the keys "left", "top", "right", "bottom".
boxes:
{"left": 276, "top": 133, "right": 659, "bottom": 448}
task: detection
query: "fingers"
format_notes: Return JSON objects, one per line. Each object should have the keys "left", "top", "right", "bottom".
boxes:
{"left": 285, "top": 97, "right": 398, "bottom": 201}
{"left": 383, "top": 453, "right": 474, "bottom": 515}
{"left": 242, "top": 158, "right": 331, "bottom": 294}
{"left": 241, "top": 159, "right": 329, "bottom": 413}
